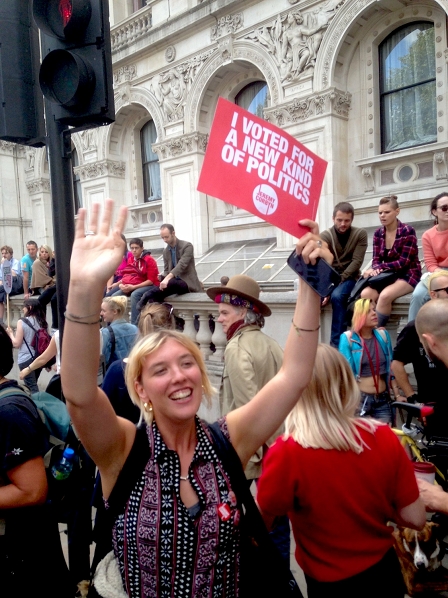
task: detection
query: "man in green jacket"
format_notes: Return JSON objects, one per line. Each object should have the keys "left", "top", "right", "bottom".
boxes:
{"left": 321, "top": 201, "right": 368, "bottom": 347}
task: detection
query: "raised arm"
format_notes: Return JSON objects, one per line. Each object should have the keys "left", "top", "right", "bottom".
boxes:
{"left": 61, "top": 200, "right": 136, "bottom": 495}
{"left": 226, "top": 220, "right": 324, "bottom": 467}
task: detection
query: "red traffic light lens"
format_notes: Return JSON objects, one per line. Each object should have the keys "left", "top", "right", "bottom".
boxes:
{"left": 59, "top": 0, "right": 73, "bottom": 28}
{"left": 33, "top": 0, "right": 91, "bottom": 41}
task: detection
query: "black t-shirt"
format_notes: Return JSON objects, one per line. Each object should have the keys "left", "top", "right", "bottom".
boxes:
{"left": 0, "top": 380, "right": 46, "bottom": 484}
{"left": 393, "top": 321, "right": 448, "bottom": 434}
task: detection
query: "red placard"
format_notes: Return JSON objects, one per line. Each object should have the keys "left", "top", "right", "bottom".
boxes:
{"left": 198, "top": 98, "right": 327, "bottom": 238}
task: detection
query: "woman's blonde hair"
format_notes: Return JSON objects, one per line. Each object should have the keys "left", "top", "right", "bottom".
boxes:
{"left": 284, "top": 344, "right": 379, "bottom": 453}
{"left": 40, "top": 244, "right": 53, "bottom": 259}
{"left": 102, "top": 296, "right": 128, "bottom": 317}
{"left": 351, "top": 298, "right": 372, "bottom": 333}
{"left": 125, "top": 330, "right": 214, "bottom": 425}
{"left": 138, "top": 303, "right": 175, "bottom": 336}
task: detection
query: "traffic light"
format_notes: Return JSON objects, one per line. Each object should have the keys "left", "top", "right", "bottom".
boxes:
{"left": 33, "top": 0, "right": 115, "bottom": 127}
{"left": 0, "top": 3, "right": 46, "bottom": 146}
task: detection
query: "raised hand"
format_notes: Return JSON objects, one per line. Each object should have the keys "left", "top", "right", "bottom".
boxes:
{"left": 296, "top": 219, "right": 334, "bottom": 265}
{"left": 70, "top": 199, "right": 128, "bottom": 286}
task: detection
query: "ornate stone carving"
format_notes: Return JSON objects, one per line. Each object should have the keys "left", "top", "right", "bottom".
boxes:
{"left": 264, "top": 88, "right": 351, "bottom": 125}
{"left": 152, "top": 133, "right": 208, "bottom": 160}
{"left": 233, "top": 48, "right": 279, "bottom": 104}
{"left": 362, "top": 167, "right": 375, "bottom": 192}
{"left": 321, "top": 0, "right": 366, "bottom": 88}
{"left": 26, "top": 178, "right": 51, "bottom": 195}
{"left": 149, "top": 50, "right": 214, "bottom": 123}
{"left": 165, "top": 46, "right": 176, "bottom": 63}
{"left": 114, "top": 65, "right": 137, "bottom": 85}
{"left": 0, "top": 140, "right": 16, "bottom": 155}
{"left": 434, "top": 151, "right": 448, "bottom": 180}
{"left": 245, "top": 1, "right": 344, "bottom": 84}
{"left": 74, "top": 160, "right": 126, "bottom": 181}
{"left": 80, "top": 128, "right": 98, "bottom": 151}
{"left": 26, "top": 148, "right": 36, "bottom": 170}
{"left": 211, "top": 13, "right": 243, "bottom": 41}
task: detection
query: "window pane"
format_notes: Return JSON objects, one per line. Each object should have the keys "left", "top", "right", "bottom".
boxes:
{"left": 380, "top": 22, "right": 436, "bottom": 153}
{"left": 235, "top": 81, "right": 268, "bottom": 118}
{"left": 382, "top": 81, "right": 437, "bottom": 152}
{"left": 381, "top": 23, "right": 435, "bottom": 92}
{"left": 141, "top": 120, "right": 161, "bottom": 202}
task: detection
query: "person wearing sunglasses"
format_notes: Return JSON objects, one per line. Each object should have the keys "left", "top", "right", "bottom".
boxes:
{"left": 408, "top": 192, "right": 448, "bottom": 320}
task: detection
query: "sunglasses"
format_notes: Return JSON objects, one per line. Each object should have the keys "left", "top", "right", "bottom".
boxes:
{"left": 437, "top": 204, "right": 448, "bottom": 212}
{"left": 433, "top": 286, "right": 448, "bottom": 294}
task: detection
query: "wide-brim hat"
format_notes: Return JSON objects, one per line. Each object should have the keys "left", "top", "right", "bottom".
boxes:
{"left": 207, "top": 274, "right": 271, "bottom": 317}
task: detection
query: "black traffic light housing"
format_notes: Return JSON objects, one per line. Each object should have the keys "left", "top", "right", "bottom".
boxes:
{"left": 0, "top": 3, "right": 46, "bottom": 146}
{"left": 33, "top": 0, "right": 115, "bottom": 127}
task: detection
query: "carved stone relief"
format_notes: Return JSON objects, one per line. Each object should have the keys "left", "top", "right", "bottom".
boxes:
{"left": 434, "top": 150, "right": 448, "bottom": 180}
{"left": 26, "top": 148, "right": 36, "bottom": 170}
{"left": 114, "top": 65, "right": 137, "bottom": 85}
{"left": 362, "top": 166, "right": 375, "bottom": 192}
{"left": 0, "top": 141, "right": 16, "bottom": 155}
{"left": 149, "top": 50, "right": 214, "bottom": 123}
{"left": 26, "top": 179, "right": 51, "bottom": 195}
{"left": 320, "top": 0, "right": 368, "bottom": 88}
{"left": 245, "top": 1, "right": 344, "bottom": 85}
{"left": 264, "top": 88, "right": 351, "bottom": 126}
{"left": 74, "top": 160, "right": 126, "bottom": 181}
{"left": 80, "top": 128, "right": 98, "bottom": 151}
{"left": 152, "top": 132, "right": 208, "bottom": 160}
{"left": 211, "top": 13, "right": 243, "bottom": 41}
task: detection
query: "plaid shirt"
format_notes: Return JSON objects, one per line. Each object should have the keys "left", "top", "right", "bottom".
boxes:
{"left": 372, "top": 220, "right": 421, "bottom": 288}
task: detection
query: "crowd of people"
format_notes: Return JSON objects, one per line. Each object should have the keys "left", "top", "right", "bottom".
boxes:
{"left": 1, "top": 192, "right": 448, "bottom": 597}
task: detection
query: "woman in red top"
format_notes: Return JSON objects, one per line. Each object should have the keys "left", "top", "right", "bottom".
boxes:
{"left": 257, "top": 344, "right": 425, "bottom": 598}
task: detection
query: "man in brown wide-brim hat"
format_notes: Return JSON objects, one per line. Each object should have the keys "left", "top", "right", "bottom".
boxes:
{"left": 207, "top": 274, "right": 282, "bottom": 478}
{"left": 207, "top": 274, "right": 289, "bottom": 558}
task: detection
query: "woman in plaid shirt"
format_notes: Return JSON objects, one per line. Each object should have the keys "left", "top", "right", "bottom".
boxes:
{"left": 361, "top": 196, "right": 421, "bottom": 327}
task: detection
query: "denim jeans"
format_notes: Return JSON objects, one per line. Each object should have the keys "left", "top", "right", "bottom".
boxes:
{"left": 358, "top": 390, "right": 393, "bottom": 425}
{"left": 330, "top": 279, "right": 356, "bottom": 348}
{"left": 18, "top": 356, "right": 41, "bottom": 394}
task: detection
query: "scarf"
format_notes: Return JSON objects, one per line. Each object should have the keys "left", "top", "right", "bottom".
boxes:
{"left": 31, "top": 258, "right": 53, "bottom": 290}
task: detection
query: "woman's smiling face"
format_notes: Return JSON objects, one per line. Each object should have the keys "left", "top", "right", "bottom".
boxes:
{"left": 135, "top": 338, "right": 203, "bottom": 425}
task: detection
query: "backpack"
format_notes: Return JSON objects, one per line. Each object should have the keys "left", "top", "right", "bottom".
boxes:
{"left": 0, "top": 385, "right": 87, "bottom": 523}
{"left": 21, "top": 317, "right": 56, "bottom": 367}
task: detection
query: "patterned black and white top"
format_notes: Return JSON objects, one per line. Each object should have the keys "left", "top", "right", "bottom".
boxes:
{"left": 111, "top": 417, "right": 242, "bottom": 597}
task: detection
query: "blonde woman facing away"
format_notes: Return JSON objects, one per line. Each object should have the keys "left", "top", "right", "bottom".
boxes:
{"left": 257, "top": 344, "right": 425, "bottom": 598}
{"left": 61, "top": 200, "right": 322, "bottom": 598}
{"left": 100, "top": 296, "right": 138, "bottom": 368}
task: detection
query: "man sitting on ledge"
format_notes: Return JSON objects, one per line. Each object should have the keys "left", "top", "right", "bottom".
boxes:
{"left": 137, "top": 223, "right": 202, "bottom": 314}
{"left": 112, "top": 237, "right": 159, "bottom": 325}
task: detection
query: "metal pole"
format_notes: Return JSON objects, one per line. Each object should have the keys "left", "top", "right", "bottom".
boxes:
{"left": 44, "top": 100, "right": 75, "bottom": 343}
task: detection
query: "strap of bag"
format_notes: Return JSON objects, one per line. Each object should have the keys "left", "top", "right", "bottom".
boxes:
{"left": 21, "top": 317, "right": 37, "bottom": 358}
{"left": 207, "top": 422, "right": 303, "bottom": 597}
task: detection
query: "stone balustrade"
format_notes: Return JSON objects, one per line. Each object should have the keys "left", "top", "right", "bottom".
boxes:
{"left": 111, "top": 9, "right": 152, "bottom": 53}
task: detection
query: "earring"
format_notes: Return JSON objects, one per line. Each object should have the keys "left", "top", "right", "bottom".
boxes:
{"left": 143, "top": 402, "right": 153, "bottom": 413}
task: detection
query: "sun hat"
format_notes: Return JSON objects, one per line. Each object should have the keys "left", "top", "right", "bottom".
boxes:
{"left": 206, "top": 274, "right": 271, "bottom": 317}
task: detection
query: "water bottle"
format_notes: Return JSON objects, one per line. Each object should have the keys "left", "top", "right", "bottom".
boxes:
{"left": 51, "top": 447, "right": 75, "bottom": 480}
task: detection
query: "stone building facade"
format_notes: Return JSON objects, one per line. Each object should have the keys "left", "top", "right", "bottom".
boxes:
{"left": 1, "top": 0, "right": 448, "bottom": 283}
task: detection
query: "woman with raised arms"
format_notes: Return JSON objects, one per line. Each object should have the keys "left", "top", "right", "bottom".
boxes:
{"left": 61, "top": 199, "right": 322, "bottom": 598}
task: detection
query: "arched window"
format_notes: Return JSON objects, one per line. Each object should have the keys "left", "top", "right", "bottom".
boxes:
{"left": 379, "top": 22, "right": 436, "bottom": 153}
{"left": 235, "top": 81, "right": 269, "bottom": 118}
{"left": 140, "top": 120, "right": 161, "bottom": 202}
{"left": 72, "top": 147, "right": 82, "bottom": 211}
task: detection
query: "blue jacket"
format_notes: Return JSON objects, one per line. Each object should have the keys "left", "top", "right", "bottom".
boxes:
{"left": 339, "top": 328, "right": 394, "bottom": 388}
{"left": 101, "top": 319, "right": 138, "bottom": 365}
